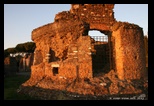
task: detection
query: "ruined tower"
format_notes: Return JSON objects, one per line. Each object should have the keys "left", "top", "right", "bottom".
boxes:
{"left": 22, "top": 4, "right": 147, "bottom": 96}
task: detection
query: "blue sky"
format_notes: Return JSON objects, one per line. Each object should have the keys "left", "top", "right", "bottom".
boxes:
{"left": 4, "top": 4, "right": 148, "bottom": 50}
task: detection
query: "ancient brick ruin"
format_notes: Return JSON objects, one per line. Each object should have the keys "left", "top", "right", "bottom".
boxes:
{"left": 21, "top": 4, "right": 148, "bottom": 98}
{"left": 4, "top": 53, "right": 34, "bottom": 75}
{"left": 4, "top": 57, "right": 18, "bottom": 75}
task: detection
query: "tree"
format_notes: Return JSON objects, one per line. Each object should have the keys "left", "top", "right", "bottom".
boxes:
{"left": 4, "top": 41, "right": 36, "bottom": 59}
{"left": 4, "top": 49, "right": 9, "bottom": 59}
{"left": 15, "top": 42, "right": 36, "bottom": 52}
{"left": 24, "top": 42, "right": 36, "bottom": 52}
{"left": 15, "top": 43, "right": 26, "bottom": 52}
{"left": 6, "top": 47, "right": 17, "bottom": 53}
{"left": 4, "top": 47, "right": 17, "bottom": 59}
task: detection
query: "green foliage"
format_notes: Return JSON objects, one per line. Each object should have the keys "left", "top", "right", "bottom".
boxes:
{"left": 15, "top": 43, "right": 26, "bottom": 52}
{"left": 4, "top": 48, "right": 17, "bottom": 59}
{"left": 15, "top": 42, "right": 36, "bottom": 52}
{"left": 6, "top": 47, "right": 17, "bottom": 53}
{"left": 23, "top": 42, "right": 36, "bottom": 52}
{"left": 4, "top": 42, "right": 36, "bottom": 59}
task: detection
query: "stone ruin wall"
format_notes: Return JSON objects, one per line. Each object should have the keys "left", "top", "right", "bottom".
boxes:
{"left": 30, "top": 15, "right": 92, "bottom": 82}
{"left": 111, "top": 22, "right": 147, "bottom": 80}
{"left": 69, "top": 4, "right": 115, "bottom": 31}
{"left": 4, "top": 53, "right": 34, "bottom": 75}
{"left": 25, "top": 4, "right": 147, "bottom": 87}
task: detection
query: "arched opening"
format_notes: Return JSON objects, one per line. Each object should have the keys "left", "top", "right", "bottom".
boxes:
{"left": 88, "top": 30, "right": 110, "bottom": 77}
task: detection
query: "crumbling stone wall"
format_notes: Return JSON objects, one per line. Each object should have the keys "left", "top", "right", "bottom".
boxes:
{"left": 22, "top": 4, "right": 147, "bottom": 96}
{"left": 111, "top": 22, "right": 147, "bottom": 80}
{"left": 32, "top": 14, "right": 89, "bottom": 61}
{"left": 29, "top": 4, "right": 147, "bottom": 81}
{"left": 70, "top": 4, "right": 115, "bottom": 29}
{"left": 30, "top": 13, "right": 91, "bottom": 80}
{"left": 41, "top": 36, "right": 92, "bottom": 80}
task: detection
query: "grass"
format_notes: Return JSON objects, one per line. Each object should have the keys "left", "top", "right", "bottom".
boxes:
{"left": 4, "top": 74, "right": 37, "bottom": 100}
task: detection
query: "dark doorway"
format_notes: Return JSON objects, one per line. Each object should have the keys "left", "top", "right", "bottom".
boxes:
{"left": 89, "top": 30, "right": 110, "bottom": 76}
{"left": 52, "top": 67, "right": 59, "bottom": 76}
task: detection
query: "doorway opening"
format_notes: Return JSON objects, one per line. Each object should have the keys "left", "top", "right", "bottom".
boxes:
{"left": 52, "top": 67, "right": 59, "bottom": 76}
{"left": 89, "top": 30, "right": 110, "bottom": 77}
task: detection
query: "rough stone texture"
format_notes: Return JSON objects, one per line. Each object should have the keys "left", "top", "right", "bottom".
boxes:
{"left": 70, "top": 4, "right": 115, "bottom": 29}
{"left": 22, "top": 63, "right": 45, "bottom": 86}
{"left": 32, "top": 18, "right": 89, "bottom": 62}
{"left": 21, "top": 4, "right": 147, "bottom": 97}
{"left": 112, "top": 22, "right": 147, "bottom": 80}
{"left": 19, "top": 71, "right": 147, "bottom": 99}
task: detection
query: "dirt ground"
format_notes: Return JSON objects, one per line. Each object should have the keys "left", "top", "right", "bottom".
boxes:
{"left": 18, "top": 86, "right": 148, "bottom": 100}
{"left": 19, "top": 70, "right": 148, "bottom": 100}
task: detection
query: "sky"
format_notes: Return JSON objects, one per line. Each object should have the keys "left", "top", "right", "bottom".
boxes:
{"left": 4, "top": 4, "right": 148, "bottom": 50}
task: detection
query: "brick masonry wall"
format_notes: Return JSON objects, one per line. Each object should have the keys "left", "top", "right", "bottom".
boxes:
{"left": 29, "top": 4, "right": 147, "bottom": 81}
{"left": 22, "top": 4, "right": 148, "bottom": 96}
{"left": 112, "top": 22, "right": 147, "bottom": 80}
{"left": 70, "top": 4, "right": 115, "bottom": 26}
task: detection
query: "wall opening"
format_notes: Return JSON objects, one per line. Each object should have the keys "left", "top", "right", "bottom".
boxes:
{"left": 52, "top": 67, "right": 59, "bottom": 76}
{"left": 88, "top": 30, "right": 110, "bottom": 77}
{"left": 49, "top": 49, "right": 60, "bottom": 62}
